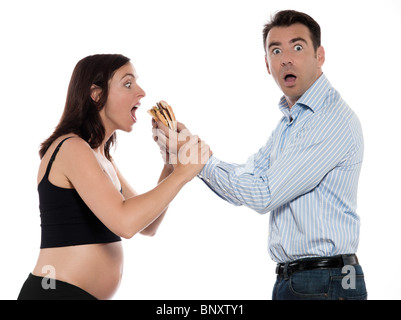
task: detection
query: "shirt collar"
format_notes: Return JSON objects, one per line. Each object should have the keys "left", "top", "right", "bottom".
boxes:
{"left": 278, "top": 73, "right": 331, "bottom": 121}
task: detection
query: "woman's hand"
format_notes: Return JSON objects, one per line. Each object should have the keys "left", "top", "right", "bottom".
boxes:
{"left": 152, "top": 120, "right": 212, "bottom": 181}
{"left": 152, "top": 119, "right": 173, "bottom": 170}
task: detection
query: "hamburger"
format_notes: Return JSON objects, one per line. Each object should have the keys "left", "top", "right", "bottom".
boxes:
{"left": 148, "top": 100, "right": 177, "bottom": 131}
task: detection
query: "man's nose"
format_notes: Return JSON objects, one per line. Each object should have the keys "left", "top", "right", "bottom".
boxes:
{"left": 280, "top": 53, "right": 294, "bottom": 66}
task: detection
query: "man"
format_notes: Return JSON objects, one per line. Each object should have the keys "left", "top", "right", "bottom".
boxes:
{"left": 155, "top": 10, "right": 367, "bottom": 300}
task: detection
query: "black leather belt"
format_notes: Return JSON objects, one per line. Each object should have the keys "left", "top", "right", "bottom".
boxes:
{"left": 276, "top": 254, "right": 359, "bottom": 277}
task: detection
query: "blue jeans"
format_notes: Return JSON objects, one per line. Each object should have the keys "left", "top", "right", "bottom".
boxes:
{"left": 272, "top": 265, "right": 367, "bottom": 300}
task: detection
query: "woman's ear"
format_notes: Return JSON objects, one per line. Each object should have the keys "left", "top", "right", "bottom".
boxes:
{"left": 90, "top": 84, "right": 102, "bottom": 103}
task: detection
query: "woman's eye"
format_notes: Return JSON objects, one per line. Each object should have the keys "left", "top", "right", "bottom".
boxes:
{"left": 272, "top": 48, "right": 281, "bottom": 55}
{"left": 294, "top": 45, "right": 303, "bottom": 51}
{"left": 125, "top": 81, "right": 131, "bottom": 89}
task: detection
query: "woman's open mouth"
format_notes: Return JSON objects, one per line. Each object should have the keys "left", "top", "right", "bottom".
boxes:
{"left": 130, "top": 104, "right": 140, "bottom": 123}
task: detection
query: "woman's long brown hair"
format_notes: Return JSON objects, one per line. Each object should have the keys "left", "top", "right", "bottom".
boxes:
{"left": 39, "top": 54, "right": 130, "bottom": 160}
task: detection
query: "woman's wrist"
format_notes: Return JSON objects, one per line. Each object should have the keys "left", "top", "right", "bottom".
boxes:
{"left": 164, "top": 163, "right": 174, "bottom": 173}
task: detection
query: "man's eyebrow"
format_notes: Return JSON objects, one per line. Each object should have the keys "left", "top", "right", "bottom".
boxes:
{"left": 120, "top": 73, "right": 137, "bottom": 81}
{"left": 290, "top": 37, "right": 308, "bottom": 44}
{"left": 268, "top": 37, "right": 308, "bottom": 50}
{"left": 268, "top": 41, "right": 282, "bottom": 50}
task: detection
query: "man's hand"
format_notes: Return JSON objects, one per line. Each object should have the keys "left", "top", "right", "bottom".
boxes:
{"left": 152, "top": 119, "right": 212, "bottom": 170}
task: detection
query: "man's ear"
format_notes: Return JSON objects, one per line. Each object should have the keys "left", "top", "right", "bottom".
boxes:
{"left": 317, "top": 46, "right": 325, "bottom": 68}
{"left": 265, "top": 55, "right": 272, "bottom": 75}
{"left": 90, "top": 84, "right": 102, "bottom": 103}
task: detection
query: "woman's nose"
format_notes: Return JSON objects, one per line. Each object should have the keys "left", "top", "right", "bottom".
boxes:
{"left": 138, "top": 84, "right": 146, "bottom": 98}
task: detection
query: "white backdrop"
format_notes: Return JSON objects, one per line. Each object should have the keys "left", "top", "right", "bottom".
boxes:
{"left": 1, "top": 0, "right": 400, "bottom": 300}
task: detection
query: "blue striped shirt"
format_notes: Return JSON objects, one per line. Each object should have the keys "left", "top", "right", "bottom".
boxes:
{"left": 198, "top": 74, "right": 364, "bottom": 263}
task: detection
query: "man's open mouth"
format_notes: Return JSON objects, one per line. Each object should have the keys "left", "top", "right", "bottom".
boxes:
{"left": 284, "top": 73, "right": 297, "bottom": 85}
{"left": 284, "top": 74, "right": 296, "bottom": 81}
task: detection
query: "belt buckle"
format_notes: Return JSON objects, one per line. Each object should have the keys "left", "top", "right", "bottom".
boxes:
{"left": 342, "top": 254, "right": 358, "bottom": 266}
{"left": 276, "top": 262, "right": 293, "bottom": 279}
{"left": 283, "top": 262, "right": 291, "bottom": 280}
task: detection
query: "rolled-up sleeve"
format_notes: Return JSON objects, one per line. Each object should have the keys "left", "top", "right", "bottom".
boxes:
{"left": 198, "top": 111, "right": 356, "bottom": 215}
{"left": 198, "top": 137, "right": 273, "bottom": 213}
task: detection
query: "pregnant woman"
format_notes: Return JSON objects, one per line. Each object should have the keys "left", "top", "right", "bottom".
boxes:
{"left": 18, "top": 54, "right": 210, "bottom": 300}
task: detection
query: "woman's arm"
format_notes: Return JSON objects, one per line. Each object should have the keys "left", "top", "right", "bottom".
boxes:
{"left": 113, "top": 160, "right": 174, "bottom": 236}
{"left": 140, "top": 164, "right": 174, "bottom": 236}
{"left": 59, "top": 136, "right": 209, "bottom": 239}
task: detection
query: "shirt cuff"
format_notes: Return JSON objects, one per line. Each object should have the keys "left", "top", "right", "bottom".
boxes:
{"left": 197, "top": 154, "right": 220, "bottom": 182}
{"left": 197, "top": 155, "right": 242, "bottom": 207}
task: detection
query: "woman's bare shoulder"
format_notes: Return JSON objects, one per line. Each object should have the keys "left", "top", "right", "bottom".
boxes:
{"left": 56, "top": 135, "right": 99, "bottom": 169}
{"left": 38, "top": 135, "right": 95, "bottom": 187}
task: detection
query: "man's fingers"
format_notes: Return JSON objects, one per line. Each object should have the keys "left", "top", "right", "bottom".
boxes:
{"left": 152, "top": 127, "right": 167, "bottom": 146}
{"left": 177, "top": 121, "right": 188, "bottom": 133}
{"left": 156, "top": 120, "right": 171, "bottom": 137}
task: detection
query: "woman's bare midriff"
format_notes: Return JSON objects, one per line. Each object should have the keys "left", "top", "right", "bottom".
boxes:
{"left": 32, "top": 241, "right": 123, "bottom": 300}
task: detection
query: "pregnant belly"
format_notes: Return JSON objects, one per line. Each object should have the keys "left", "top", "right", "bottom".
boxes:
{"left": 33, "top": 242, "right": 124, "bottom": 299}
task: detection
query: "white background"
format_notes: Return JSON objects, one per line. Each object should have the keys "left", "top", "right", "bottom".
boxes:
{"left": 1, "top": 0, "right": 400, "bottom": 300}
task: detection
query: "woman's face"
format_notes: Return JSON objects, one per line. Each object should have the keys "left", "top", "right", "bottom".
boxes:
{"left": 100, "top": 62, "right": 146, "bottom": 133}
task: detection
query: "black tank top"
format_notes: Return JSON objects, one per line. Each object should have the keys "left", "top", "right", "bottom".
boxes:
{"left": 39, "top": 137, "right": 121, "bottom": 248}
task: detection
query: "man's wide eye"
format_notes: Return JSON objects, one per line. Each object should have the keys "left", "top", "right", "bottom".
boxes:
{"left": 272, "top": 48, "right": 281, "bottom": 55}
{"left": 125, "top": 81, "right": 131, "bottom": 88}
{"left": 294, "top": 45, "right": 303, "bottom": 51}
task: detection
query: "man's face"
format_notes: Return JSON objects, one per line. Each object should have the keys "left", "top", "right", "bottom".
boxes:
{"left": 265, "top": 23, "right": 325, "bottom": 107}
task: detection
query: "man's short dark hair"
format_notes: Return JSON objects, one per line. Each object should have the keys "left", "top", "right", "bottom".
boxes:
{"left": 263, "top": 10, "right": 321, "bottom": 53}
